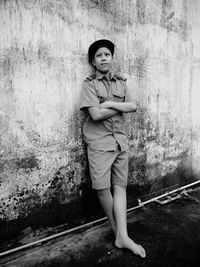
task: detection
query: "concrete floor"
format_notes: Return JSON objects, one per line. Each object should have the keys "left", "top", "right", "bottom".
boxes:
{"left": 1, "top": 187, "right": 200, "bottom": 267}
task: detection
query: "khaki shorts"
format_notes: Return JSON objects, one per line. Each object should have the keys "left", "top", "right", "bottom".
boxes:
{"left": 87, "top": 146, "right": 129, "bottom": 190}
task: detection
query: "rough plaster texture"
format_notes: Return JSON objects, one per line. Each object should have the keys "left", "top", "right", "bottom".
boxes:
{"left": 0, "top": 0, "right": 200, "bottom": 226}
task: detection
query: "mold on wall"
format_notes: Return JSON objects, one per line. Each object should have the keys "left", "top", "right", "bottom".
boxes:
{"left": 0, "top": 0, "right": 200, "bottom": 242}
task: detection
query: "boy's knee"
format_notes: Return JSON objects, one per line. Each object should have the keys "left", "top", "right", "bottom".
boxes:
{"left": 113, "top": 184, "right": 127, "bottom": 192}
{"left": 97, "top": 188, "right": 111, "bottom": 197}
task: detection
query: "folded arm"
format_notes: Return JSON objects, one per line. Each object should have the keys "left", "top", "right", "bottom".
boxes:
{"left": 100, "top": 101, "right": 137, "bottom": 113}
{"left": 88, "top": 106, "right": 119, "bottom": 121}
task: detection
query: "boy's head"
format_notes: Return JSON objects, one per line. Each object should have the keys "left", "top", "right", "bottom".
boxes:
{"left": 88, "top": 39, "right": 115, "bottom": 73}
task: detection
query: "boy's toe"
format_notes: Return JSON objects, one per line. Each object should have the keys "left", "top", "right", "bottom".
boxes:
{"left": 138, "top": 245, "right": 146, "bottom": 258}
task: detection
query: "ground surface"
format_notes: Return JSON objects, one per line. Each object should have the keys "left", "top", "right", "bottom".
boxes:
{"left": 1, "top": 188, "right": 200, "bottom": 267}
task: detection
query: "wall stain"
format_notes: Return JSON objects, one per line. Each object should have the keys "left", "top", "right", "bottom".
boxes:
{"left": 128, "top": 153, "right": 147, "bottom": 185}
{"left": 80, "top": 0, "right": 110, "bottom": 13}
{"left": 163, "top": 149, "right": 188, "bottom": 161}
{"left": 15, "top": 155, "right": 39, "bottom": 170}
{"left": 129, "top": 54, "right": 148, "bottom": 79}
{"left": 161, "top": 0, "right": 189, "bottom": 40}
{"left": 37, "top": 44, "right": 49, "bottom": 61}
{"left": 136, "top": 0, "right": 146, "bottom": 24}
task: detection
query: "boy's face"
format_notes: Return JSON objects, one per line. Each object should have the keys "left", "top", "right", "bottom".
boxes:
{"left": 92, "top": 47, "right": 112, "bottom": 74}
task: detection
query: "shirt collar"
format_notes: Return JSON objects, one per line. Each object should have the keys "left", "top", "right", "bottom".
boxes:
{"left": 95, "top": 71, "right": 116, "bottom": 81}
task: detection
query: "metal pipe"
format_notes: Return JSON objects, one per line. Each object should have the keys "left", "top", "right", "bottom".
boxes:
{"left": 0, "top": 216, "right": 108, "bottom": 258}
{"left": 127, "top": 179, "right": 200, "bottom": 212}
{"left": 1, "top": 179, "right": 200, "bottom": 258}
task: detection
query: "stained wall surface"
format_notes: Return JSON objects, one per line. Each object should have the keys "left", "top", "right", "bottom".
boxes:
{"left": 0, "top": 0, "right": 200, "bottom": 228}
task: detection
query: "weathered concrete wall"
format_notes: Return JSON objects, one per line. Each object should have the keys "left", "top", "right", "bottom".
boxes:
{"left": 189, "top": 1, "right": 200, "bottom": 179}
{"left": 0, "top": 0, "right": 200, "bottom": 232}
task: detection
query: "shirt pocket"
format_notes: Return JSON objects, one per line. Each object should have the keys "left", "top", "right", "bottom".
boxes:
{"left": 96, "top": 92, "right": 108, "bottom": 103}
{"left": 113, "top": 90, "right": 125, "bottom": 102}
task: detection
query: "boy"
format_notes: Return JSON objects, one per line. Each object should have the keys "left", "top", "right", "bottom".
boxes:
{"left": 80, "top": 39, "right": 146, "bottom": 258}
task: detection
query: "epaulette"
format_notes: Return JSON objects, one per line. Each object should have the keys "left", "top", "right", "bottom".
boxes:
{"left": 114, "top": 73, "right": 127, "bottom": 81}
{"left": 84, "top": 73, "right": 96, "bottom": 82}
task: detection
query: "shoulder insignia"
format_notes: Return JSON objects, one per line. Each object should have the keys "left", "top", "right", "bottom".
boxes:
{"left": 84, "top": 73, "right": 96, "bottom": 82}
{"left": 114, "top": 73, "right": 127, "bottom": 81}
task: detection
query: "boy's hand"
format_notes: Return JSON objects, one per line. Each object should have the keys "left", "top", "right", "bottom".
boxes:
{"left": 100, "top": 101, "right": 113, "bottom": 109}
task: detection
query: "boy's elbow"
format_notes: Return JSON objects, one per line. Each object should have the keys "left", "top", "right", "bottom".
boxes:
{"left": 91, "top": 115, "right": 99, "bottom": 121}
{"left": 90, "top": 112, "right": 101, "bottom": 121}
{"left": 130, "top": 102, "right": 137, "bottom": 112}
{"left": 88, "top": 107, "right": 102, "bottom": 121}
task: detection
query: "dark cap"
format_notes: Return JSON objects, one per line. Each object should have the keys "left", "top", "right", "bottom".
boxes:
{"left": 88, "top": 39, "right": 115, "bottom": 63}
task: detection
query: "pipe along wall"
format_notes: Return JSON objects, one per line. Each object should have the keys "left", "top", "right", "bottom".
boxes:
{"left": 0, "top": 0, "right": 200, "bottom": 242}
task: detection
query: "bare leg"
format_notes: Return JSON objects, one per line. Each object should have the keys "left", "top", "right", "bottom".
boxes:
{"left": 97, "top": 188, "right": 116, "bottom": 234}
{"left": 113, "top": 185, "right": 146, "bottom": 258}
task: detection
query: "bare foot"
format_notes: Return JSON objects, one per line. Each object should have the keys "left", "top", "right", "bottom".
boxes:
{"left": 115, "top": 237, "right": 146, "bottom": 258}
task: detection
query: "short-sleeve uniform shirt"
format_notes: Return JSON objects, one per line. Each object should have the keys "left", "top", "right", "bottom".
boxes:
{"left": 80, "top": 71, "right": 134, "bottom": 151}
